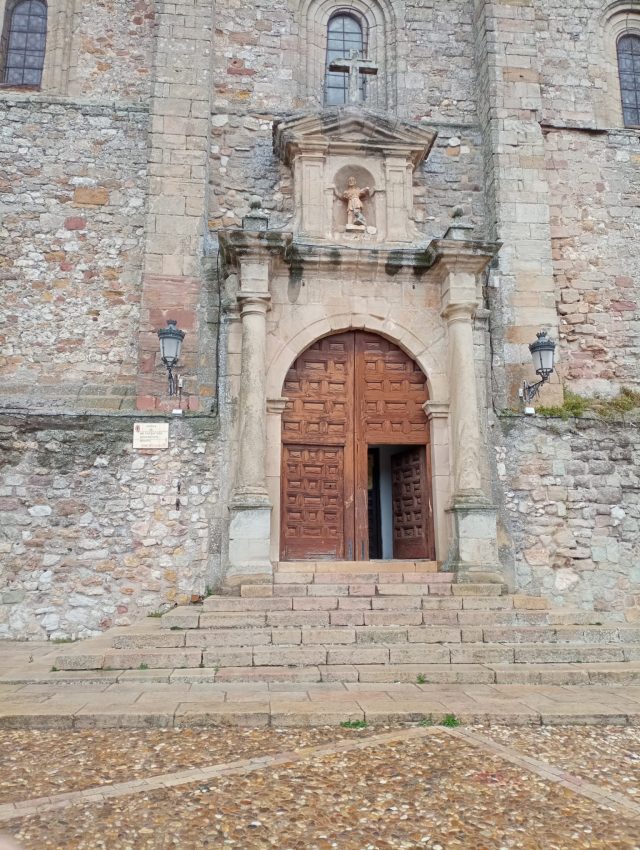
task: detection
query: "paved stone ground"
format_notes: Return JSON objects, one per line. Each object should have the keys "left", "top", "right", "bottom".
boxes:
{"left": 1, "top": 725, "right": 639, "bottom": 849}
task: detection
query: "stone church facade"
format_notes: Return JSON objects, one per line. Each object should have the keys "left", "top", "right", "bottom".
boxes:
{"left": 1, "top": 0, "right": 640, "bottom": 639}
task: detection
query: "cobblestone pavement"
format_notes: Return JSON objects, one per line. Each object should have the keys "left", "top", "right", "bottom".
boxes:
{"left": 1, "top": 725, "right": 639, "bottom": 850}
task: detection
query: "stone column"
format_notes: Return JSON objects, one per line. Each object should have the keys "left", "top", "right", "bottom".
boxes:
{"left": 226, "top": 293, "right": 272, "bottom": 585}
{"left": 233, "top": 295, "right": 271, "bottom": 504}
{"left": 423, "top": 401, "right": 451, "bottom": 563}
{"left": 433, "top": 233, "right": 503, "bottom": 584}
{"left": 442, "top": 303, "right": 484, "bottom": 499}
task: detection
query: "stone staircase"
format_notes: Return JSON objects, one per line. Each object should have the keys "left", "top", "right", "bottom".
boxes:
{"left": 51, "top": 561, "right": 640, "bottom": 686}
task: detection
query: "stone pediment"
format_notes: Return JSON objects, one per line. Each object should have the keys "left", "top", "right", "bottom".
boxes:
{"left": 274, "top": 107, "right": 437, "bottom": 168}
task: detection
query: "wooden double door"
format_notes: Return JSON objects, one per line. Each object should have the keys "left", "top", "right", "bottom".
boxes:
{"left": 280, "top": 331, "right": 435, "bottom": 561}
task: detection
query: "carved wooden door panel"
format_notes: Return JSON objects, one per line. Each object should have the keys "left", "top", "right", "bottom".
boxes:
{"left": 354, "top": 333, "right": 432, "bottom": 560}
{"left": 280, "top": 330, "right": 433, "bottom": 561}
{"left": 391, "top": 446, "right": 433, "bottom": 559}
{"left": 281, "top": 445, "right": 346, "bottom": 559}
{"left": 281, "top": 333, "right": 355, "bottom": 560}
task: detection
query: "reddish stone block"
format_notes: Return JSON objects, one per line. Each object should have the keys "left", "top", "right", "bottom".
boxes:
{"left": 64, "top": 217, "right": 86, "bottom": 231}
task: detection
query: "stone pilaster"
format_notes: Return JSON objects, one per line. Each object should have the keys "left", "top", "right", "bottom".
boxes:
{"left": 218, "top": 230, "right": 291, "bottom": 585}
{"left": 473, "top": 0, "right": 561, "bottom": 407}
{"left": 432, "top": 234, "right": 504, "bottom": 583}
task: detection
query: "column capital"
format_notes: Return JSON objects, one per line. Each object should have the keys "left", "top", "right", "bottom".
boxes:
{"left": 441, "top": 302, "right": 477, "bottom": 324}
{"left": 218, "top": 229, "right": 292, "bottom": 268}
{"left": 429, "top": 236, "right": 501, "bottom": 280}
{"left": 267, "top": 396, "right": 289, "bottom": 414}
{"left": 237, "top": 293, "right": 271, "bottom": 317}
{"left": 422, "top": 400, "right": 449, "bottom": 421}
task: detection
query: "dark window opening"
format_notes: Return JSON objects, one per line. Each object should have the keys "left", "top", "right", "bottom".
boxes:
{"left": 324, "top": 12, "right": 366, "bottom": 106}
{"left": 1, "top": 0, "right": 47, "bottom": 88}
{"left": 618, "top": 33, "right": 640, "bottom": 128}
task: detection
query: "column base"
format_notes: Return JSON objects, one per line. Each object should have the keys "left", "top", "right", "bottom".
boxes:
{"left": 446, "top": 498, "right": 504, "bottom": 584}
{"left": 226, "top": 503, "right": 273, "bottom": 588}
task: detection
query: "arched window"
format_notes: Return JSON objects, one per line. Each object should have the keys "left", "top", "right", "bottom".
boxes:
{"left": 617, "top": 33, "right": 640, "bottom": 127}
{"left": 1, "top": 0, "right": 47, "bottom": 87}
{"left": 324, "top": 13, "right": 366, "bottom": 105}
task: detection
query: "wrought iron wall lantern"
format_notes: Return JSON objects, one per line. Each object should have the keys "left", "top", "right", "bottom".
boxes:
{"left": 157, "top": 319, "right": 185, "bottom": 396}
{"left": 521, "top": 330, "right": 556, "bottom": 404}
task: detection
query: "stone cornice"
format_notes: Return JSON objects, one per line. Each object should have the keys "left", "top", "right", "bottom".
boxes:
{"left": 218, "top": 230, "right": 293, "bottom": 269}
{"left": 273, "top": 106, "right": 437, "bottom": 169}
{"left": 429, "top": 236, "right": 502, "bottom": 278}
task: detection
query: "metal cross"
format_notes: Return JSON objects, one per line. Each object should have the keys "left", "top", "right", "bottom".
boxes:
{"left": 328, "top": 49, "right": 378, "bottom": 105}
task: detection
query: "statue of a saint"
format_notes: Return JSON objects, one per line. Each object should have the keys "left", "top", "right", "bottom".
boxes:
{"left": 339, "top": 176, "right": 371, "bottom": 228}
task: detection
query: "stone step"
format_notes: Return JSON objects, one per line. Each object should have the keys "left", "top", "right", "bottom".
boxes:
{"left": 250, "top": 581, "right": 457, "bottom": 598}
{"left": 200, "top": 592, "right": 525, "bottom": 615}
{"left": 55, "top": 641, "right": 640, "bottom": 671}
{"left": 160, "top": 604, "right": 611, "bottom": 631}
{"left": 271, "top": 571, "right": 453, "bottom": 586}
{"left": 276, "top": 560, "right": 438, "bottom": 574}
{"left": 9, "top": 660, "right": 640, "bottom": 689}
{"left": 112, "top": 624, "right": 640, "bottom": 652}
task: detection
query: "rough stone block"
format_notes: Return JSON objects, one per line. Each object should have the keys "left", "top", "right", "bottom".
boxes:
{"left": 449, "top": 645, "right": 514, "bottom": 664}
{"left": 330, "top": 611, "right": 366, "bottom": 626}
{"left": 267, "top": 611, "right": 329, "bottom": 627}
{"left": 389, "top": 645, "right": 450, "bottom": 664}
{"left": 301, "top": 627, "right": 355, "bottom": 645}
{"left": 102, "top": 649, "right": 202, "bottom": 669}
{"left": 364, "top": 611, "right": 423, "bottom": 626}
{"left": 513, "top": 645, "right": 625, "bottom": 664}
{"left": 202, "top": 649, "right": 253, "bottom": 667}
{"left": 161, "top": 611, "right": 200, "bottom": 629}
{"left": 355, "top": 627, "right": 409, "bottom": 644}
{"left": 252, "top": 646, "right": 327, "bottom": 666}
{"left": 326, "top": 647, "right": 389, "bottom": 665}
{"left": 271, "top": 628, "right": 302, "bottom": 645}
{"left": 185, "top": 628, "right": 271, "bottom": 647}
{"left": 338, "top": 597, "right": 373, "bottom": 610}
{"left": 292, "top": 597, "right": 338, "bottom": 610}
{"left": 371, "top": 597, "right": 421, "bottom": 610}
{"left": 407, "top": 627, "right": 461, "bottom": 643}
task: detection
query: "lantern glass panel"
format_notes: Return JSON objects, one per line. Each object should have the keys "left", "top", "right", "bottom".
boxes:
{"left": 540, "top": 346, "right": 554, "bottom": 373}
{"left": 531, "top": 347, "right": 543, "bottom": 374}
{"left": 161, "top": 335, "right": 181, "bottom": 364}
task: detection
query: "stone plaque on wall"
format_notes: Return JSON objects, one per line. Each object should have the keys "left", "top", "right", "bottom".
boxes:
{"left": 133, "top": 422, "right": 169, "bottom": 449}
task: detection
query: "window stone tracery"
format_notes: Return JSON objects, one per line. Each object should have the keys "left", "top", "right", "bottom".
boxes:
{"left": 298, "top": 0, "right": 398, "bottom": 111}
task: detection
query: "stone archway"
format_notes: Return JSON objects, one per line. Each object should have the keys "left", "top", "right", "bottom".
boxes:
{"left": 278, "top": 329, "right": 436, "bottom": 562}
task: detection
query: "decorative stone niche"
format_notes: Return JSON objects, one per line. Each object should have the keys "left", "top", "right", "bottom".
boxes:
{"left": 274, "top": 107, "right": 436, "bottom": 246}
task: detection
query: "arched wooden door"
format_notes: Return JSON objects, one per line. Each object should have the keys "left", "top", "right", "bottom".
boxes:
{"left": 280, "top": 331, "right": 435, "bottom": 561}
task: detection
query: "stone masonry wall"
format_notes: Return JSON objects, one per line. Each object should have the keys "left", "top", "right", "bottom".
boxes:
{"left": 545, "top": 127, "right": 640, "bottom": 395}
{"left": 67, "top": 0, "right": 156, "bottom": 102}
{"left": 0, "top": 96, "right": 148, "bottom": 412}
{"left": 209, "top": 0, "right": 483, "bottom": 232}
{"left": 497, "top": 415, "right": 640, "bottom": 616}
{"left": 0, "top": 415, "right": 222, "bottom": 640}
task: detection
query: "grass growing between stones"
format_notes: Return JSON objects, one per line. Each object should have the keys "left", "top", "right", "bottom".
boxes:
{"left": 419, "top": 714, "right": 462, "bottom": 728}
{"left": 340, "top": 720, "right": 368, "bottom": 729}
{"left": 537, "top": 387, "right": 640, "bottom": 420}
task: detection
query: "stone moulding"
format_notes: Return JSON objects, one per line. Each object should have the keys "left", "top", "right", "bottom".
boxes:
{"left": 273, "top": 106, "right": 437, "bottom": 167}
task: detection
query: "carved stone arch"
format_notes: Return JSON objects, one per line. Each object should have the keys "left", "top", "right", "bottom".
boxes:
{"left": 265, "top": 315, "right": 451, "bottom": 563}
{"left": 595, "top": 1, "right": 640, "bottom": 126}
{"left": 296, "top": 0, "right": 400, "bottom": 111}
{"left": 266, "top": 313, "right": 448, "bottom": 405}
